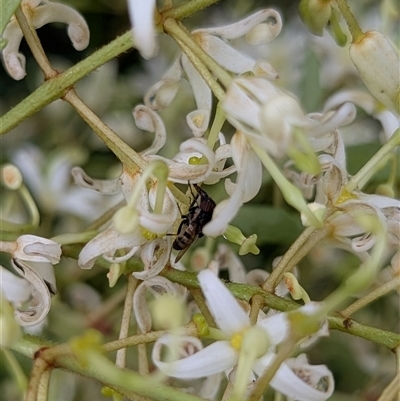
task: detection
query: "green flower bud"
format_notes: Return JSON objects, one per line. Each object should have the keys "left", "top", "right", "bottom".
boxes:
{"left": 299, "top": 0, "right": 332, "bottom": 36}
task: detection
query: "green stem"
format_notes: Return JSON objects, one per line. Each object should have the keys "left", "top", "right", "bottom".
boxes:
{"left": 346, "top": 129, "right": 400, "bottom": 192}
{"left": 206, "top": 102, "right": 226, "bottom": 149}
{"left": 247, "top": 337, "right": 297, "bottom": 401}
{"left": 14, "top": 5, "right": 55, "bottom": 78}
{"left": 115, "top": 275, "right": 138, "bottom": 368}
{"left": 340, "top": 276, "right": 400, "bottom": 318}
{"left": 262, "top": 227, "right": 328, "bottom": 292}
{"left": 12, "top": 336, "right": 207, "bottom": 401}
{"left": 65, "top": 91, "right": 147, "bottom": 173}
{"left": 0, "top": 30, "right": 134, "bottom": 136}
{"left": 251, "top": 141, "right": 323, "bottom": 228}
{"left": 61, "top": 244, "right": 400, "bottom": 350}
{"left": 335, "top": 0, "right": 364, "bottom": 42}
{"left": 164, "top": 18, "right": 232, "bottom": 90}
{"left": 163, "top": 0, "right": 220, "bottom": 20}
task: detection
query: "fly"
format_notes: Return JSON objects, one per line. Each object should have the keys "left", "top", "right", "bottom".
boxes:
{"left": 173, "top": 183, "right": 216, "bottom": 263}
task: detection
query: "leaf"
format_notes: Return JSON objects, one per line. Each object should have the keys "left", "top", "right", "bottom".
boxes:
{"left": 0, "top": 0, "right": 22, "bottom": 50}
{"left": 232, "top": 205, "right": 303, "bottom": 246}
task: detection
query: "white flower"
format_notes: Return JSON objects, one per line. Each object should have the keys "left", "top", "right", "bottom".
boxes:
{"left": 223, "top": 76, "right": 356, "bottom": 159}
{"left": 193, "top": 9, "right": 282, "bottom": 76}
{"left": 12, "top": 145, "right": 118, "bottom": 221}
{"left": 127, "top": 0, "right": 157, "bottom": 59}
{"left": 133, "top": 276, "right": 187, "bottom": 333}
{"left": 2, "top": 0, "right": 89, "bottom": 80}
{"left": 152, "top": 269, "right": 334, "bottom": 401}
{"left": 203, "top": 131, "right": 262, "bottom": 237}
{"left": 14, "top": 234, "right": 61, "bottom": 264}
{"left": 1, "top": 259, "right": 56, "bottom": 327}
{"left": 299, "top": 132, "right": 400, "bottom": 256}
{"left": 323, "top": 89, "right": 399, "bottom": 141}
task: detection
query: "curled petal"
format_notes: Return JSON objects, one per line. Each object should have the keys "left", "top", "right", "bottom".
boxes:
{"left": 271, "top": 354, "right": 334, "bottom": 401}
{"left": 0, "top": 265, "right": 32, "bottom": 305}
{"left": 133, "top": 277, "right": 184, "bottom": 332}
{"left": 10, "top": 259, "right": 55, "bottom": 326}
{"left": 144, "top": 56, "right": 182, "bottom": 110}
{"left": 133, "top": 106, "right": 167, "bottom": 156}
{"left": 195, "top": 9, "right": 281, "bottom": 40}
{"left": 78, "top": 227, "right": 146, "bottom": 269}
{"left": 33, "top": 3, "right": 89, "bottom": 50}
{"left": 182, "top": 54, "right": 212, "bottom": 137}
{"left": 71, "top": 167, "right": 121, "bottom": 194}
{"left": 196, "top": 34, "right": 255, "bottom": 74}
{"left": 147, "top": 155, "right": 209, "bottom": 183}
{"left": 215, "top": 244, "right": 247, "bottom": 283}
{"left": 245, "top": 17, "right": 283, "bottom": 45}
{"left": 128, "top": 0, "right": 157, "bottom": 59}
{"left": 153, "top": 334, "right": 237, "bottom": 378}
{"left": 198, "top": 269, "right": 250, "bottom": 335}
{"left": 133, "top": 238, "right": 171, "bottom": 280}
{"left": 308, "top": 102, "right": 357, "bottom": 138}
{"left": 253, "top": 60, "right": 279, "bottom": 79}
{"left": 2, "top": 19, "right": 26, "bottom": 80}
{"left": 15, "top": 235, "right": 61, "bottom": 264}
{"left": 351, "top": 233, "right": 377, "bottom": 253}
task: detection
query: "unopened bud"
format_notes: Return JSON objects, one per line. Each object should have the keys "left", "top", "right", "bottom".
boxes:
{"left": 349, "top": 31, "right": 400, "bottom": 115}
{"left": 299, "top": 0, "right": 332, "bottom": 36}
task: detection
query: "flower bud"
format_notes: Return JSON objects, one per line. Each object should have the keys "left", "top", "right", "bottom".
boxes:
{"left": 299, "top": 0, "right": 332, "bottom": 36}
{"left": 349, "top": 31, "right": 400, "bottom": 115}
{"left": 1, "top": 164, "right": 23, "bottom": 190}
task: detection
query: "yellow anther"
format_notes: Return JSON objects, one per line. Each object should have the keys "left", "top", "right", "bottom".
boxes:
{"left": 140, "top": 227, "right": 158, "bottom": 240}
{"left": 230, "top": 332, "right": 243, "bottom": 351}
{"left": 335, "top": 189, "right": 358, "bottom": 205}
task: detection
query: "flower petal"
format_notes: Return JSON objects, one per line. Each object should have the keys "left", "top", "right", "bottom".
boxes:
{"left": 78, "top": 227, "right": 146, "bottom": 269}
{"left": 128, "top": 0, "right": 157, "bottom": 59}
{"left": 271, "top": 354, "right": 334, "bottom": 401}
{"left": 153, "top": 334, "right": 237, "bottom": 378}
{"left": 198, "top": 269, "right": 250, "bottom": 335}
{"left": 10, "top": 259, "right": 54, "bottom": 326}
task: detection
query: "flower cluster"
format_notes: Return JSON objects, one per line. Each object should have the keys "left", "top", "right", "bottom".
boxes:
{"left": 1, "top": 1, "right": 399, "bottom": 401}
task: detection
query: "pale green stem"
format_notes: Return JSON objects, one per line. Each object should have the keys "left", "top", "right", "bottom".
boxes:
{"left": 206, "top": 102, "right": 226, "bottom": 149}
{"left": 19, "top": 184, "right": 40, "bottom": 228}
{"left": 24, "top": 357, "right": 49, "bottom": 401}
{"left": 163, "top": 0, "right": 220, "bottom": 20}
{"left": 0, "top": 240, "right": 17, "bottom": 254}
{"left": 115, "top": 275, "right": 138, "bottom": 369}
{"left": 377, "top": 372, "right": 400, "bottom": 401}
{"left": 262, "top": 226, "right": 328, "bottom": 292}
{"left": 173, "top": 35, "right": 226, "bottom": 102}
{"left": 164, "top": 18, "right": 232, "bottom": 89}
{"left": 1, "top": 348, "right": 28, "bottom": 394}
{"left": 37, "top": 368, "right": 51, "bottom": 401}
{"left": 346, "top": 129, "right": 400, "bottom": 192}
{"left": 250, "top": 142, "right": 323, "bottom": 228}
{"left": 137, "top": 327, "right": 150, "bottom": 376}
{"left": 15, "top": 5, "right": 55, "bottom": 78}
{"left": 0, "top": 30, "right": 134, "bottom": 136}
{"left": 51, "top": 231, "right": 98, "bottom": 245}
{"left": 317, "top": 222, "right": 386, "bottom": 318}
{"left": 103, "top": 322, "right": 199, "bottom": 352}
{"left": 152, "top": 163, "right": 170, "bottom": 214}
{"left": 125, "top": 160, "right": 168, "bottom": 210}
{"left": 65, "top": 91, "right": 147, "bottom": 174}
{"left": 247, "top": 337, "right": 298, "bottom": 401}
{"left": 340, "top": 275, "right": 400, "bottom": 318}
{"left": 12, "top": 336, "right": 206, "bottom": 401}
{"left": 335, "top": 0, "right": 364, "bottom": 42}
